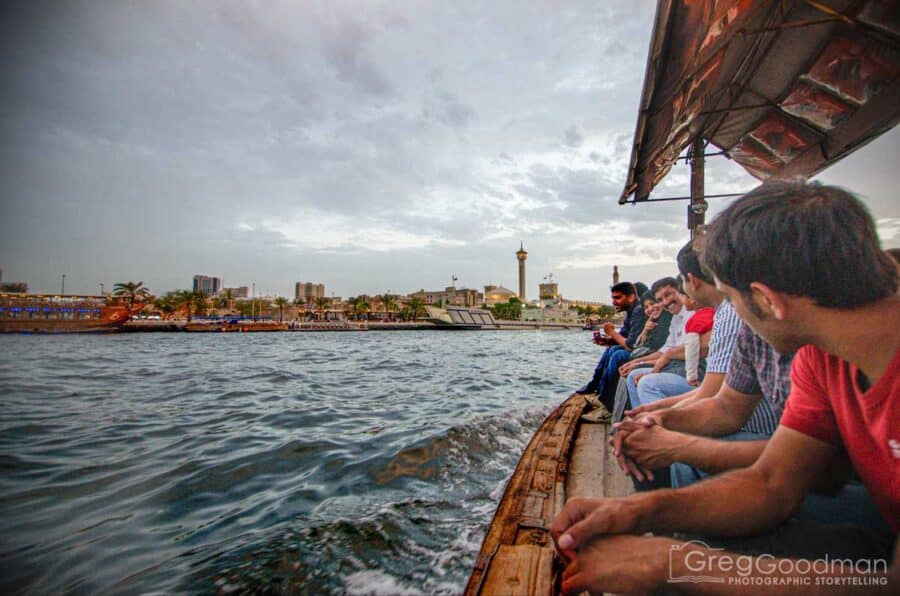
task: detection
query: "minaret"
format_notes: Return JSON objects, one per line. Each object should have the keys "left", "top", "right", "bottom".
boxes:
{"left": 613, "top": 265, "right": 620, "bottom": 285}
{"left": 516, "top": 242, "right": 528, "bottom": 301}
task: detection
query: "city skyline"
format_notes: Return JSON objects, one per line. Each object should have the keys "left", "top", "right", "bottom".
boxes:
{"left": 2, "top": 2, "right": 898, "bottom": 299}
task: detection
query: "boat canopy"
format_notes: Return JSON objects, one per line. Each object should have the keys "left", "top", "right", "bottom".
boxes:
{"left": 620, "top": 0, "right": 900, "bottom": 205}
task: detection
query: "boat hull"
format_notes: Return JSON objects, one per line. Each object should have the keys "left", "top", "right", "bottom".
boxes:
{"left": 464, "top": 393, "right": 633, "bottom": 595}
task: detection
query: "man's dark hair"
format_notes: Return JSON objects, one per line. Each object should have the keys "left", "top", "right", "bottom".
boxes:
{"left": 700, "top": 179, "right": 897, "bottom": 308}
{"left": 610, "top": 282, "right": 637, "bottom": 296}
{"left": 650, "top": 277, "right": 679, "bottom": 296}
{"left": 634, "top": 282, "right": 650, "bottom": 298}
{"left": 676, "top": 239, "right": 714, "bottom": 284}
{"left": 640, "top": 291, "right": 656, "bottom": 304}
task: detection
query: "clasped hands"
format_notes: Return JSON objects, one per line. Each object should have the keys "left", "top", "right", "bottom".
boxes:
{"left": 609, "top": 403, "right": 688, "bottom": 480}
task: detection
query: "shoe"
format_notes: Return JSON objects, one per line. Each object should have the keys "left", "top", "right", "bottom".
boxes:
{"left": 581, "top": 393, "right": 602, "bottom": 410}
{"left": 581, "top": 405, "right": 612, "bottom": 424}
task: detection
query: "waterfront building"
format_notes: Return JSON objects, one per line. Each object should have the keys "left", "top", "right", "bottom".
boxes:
{"left": 410, "top": 287, "right": 483, "bottom": 308}
{"left": 516, "top": 243, "right": 528, "bottom": 301}
{"left": 539, "top": 282, "right": 558, "bottom": 300}
{"left": 192, "top": 275, "right": 222, "bottom": 296}
{"left": 295, "top": 282, "right": 325, "bottom": 303}
{"left": 221, "top": 286, "right": 249, "bottom": 299}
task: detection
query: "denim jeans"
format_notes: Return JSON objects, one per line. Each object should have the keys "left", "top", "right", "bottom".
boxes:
{"left": 636, "top": 372, "right": 695, "bottom": 407}
{"left": 580, "top": 346, "right": 631, "bottom": 398}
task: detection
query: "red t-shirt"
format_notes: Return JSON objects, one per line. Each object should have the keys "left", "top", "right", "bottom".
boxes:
{"left": 780, "top": 345, "right": 899, "bottom": 530}
{"left": 684, "top": 307, "right": 715, "bottom": 335}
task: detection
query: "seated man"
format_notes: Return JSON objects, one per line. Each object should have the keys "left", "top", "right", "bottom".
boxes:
{"left": 575, "top": 282, "right": 644, "bottom": 411}
{"left": 628, "top": 291, "right": 672, "bottom": 360}
{"left": 630, "top": 239, "right": 742, "bottom": 409}
{"left": 617, "top": 277, "right": 695, "bottom": 408}
{"left": 551, "top": 180, "right": 898, "bottom": 593}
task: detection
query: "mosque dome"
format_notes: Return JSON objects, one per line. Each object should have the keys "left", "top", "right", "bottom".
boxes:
{"left": 485, "top": 286, "right": 517, "bottom": 304}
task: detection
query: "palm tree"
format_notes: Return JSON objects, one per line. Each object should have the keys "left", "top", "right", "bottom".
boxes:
{"left": 192, "top": 291, "right": 209, "bottom": 317}
{"left": 273, "top": 296, "right": 289, "bottom": 322}
{"left": 314, "top": 296, "right": 330, "bottom": 321}
{"left": 354, "top": 297, "right": 370, "bottom": 320}
{"left": 380, "top": 293, "right": 397, "bottom": 320}
{"left": 407, "top": 297, "right": 425, "bottom": 320}
{"left": 153, "top": 292, "right": 177, "bottom": 319}
{"left": 113, "top": 281, "right": 151, "bottom": 312}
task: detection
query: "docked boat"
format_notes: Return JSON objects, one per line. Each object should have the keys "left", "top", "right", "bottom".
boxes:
{"left": 0, "top": 293, "right": 141, "bottom": 333}
{"left": 468, "top": 1, "right": 899, "bottom": 593}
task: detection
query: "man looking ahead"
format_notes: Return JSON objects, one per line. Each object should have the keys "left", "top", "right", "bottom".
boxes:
{"left": 551, "top": 180, "right": 899, "bottom": 593}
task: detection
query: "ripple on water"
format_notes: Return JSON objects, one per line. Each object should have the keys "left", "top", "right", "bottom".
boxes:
{"left": 0, "top": 330, "right": 596, "bottom": 594}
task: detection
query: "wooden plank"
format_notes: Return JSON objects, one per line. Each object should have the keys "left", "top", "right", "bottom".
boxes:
{"left": 480, "top": 545, "right": 554, "bottom": 596}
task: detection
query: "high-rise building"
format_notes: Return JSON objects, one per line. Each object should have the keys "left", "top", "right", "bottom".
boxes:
{"left": 516, "top": 242, "right": 528, "bottom": 301}
{"left": 221, "top": 286, "right": 249, "bottom": 299}
{"left": 295, "top": 282, "right": 325, "bottom": 303}
{"left": 193, "top": 275, "right": 222, "bottom": 295}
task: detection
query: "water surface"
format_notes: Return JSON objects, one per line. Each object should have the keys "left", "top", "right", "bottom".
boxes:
{"left": 0, "top": 330, "right": 597, "bottom": 594}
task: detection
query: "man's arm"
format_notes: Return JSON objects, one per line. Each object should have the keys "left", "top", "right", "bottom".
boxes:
{"left": 625, "top": 371, "right": 726, "bottom": 415}
{"left": 553, "top": 426, "right": 838, "bottom": 549}
{"left": 621, "top": 423, "right": 768, "bottom": 473}
{"left": 657, "top": 382, "right": 760, "bottom": 437}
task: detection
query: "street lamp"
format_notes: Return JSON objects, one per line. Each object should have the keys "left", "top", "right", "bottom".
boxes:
{"left": 98, "top": 282, "right": 104, "bottom": 295}
{"left": 61, "top": 274, "right": 66, "bottom": 294}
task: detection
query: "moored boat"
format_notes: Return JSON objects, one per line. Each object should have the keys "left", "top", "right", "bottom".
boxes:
{"left": 0, "top": 293, "right": 141, "bottom": 333}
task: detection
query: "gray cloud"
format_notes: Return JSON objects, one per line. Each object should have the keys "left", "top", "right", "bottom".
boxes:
{"left": 564, "top": 125, "right": 584, "bottom": 148}
{"left": 0, "top": 1, "right": 896, "bottom": 302}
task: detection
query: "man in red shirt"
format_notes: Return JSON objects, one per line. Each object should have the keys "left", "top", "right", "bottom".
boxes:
{"left": 551, "top": 180, "right": 899, "bottom": 593}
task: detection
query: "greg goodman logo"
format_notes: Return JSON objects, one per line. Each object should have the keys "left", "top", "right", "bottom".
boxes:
{"left": 668, "top": 540, "right": 725, "bottom": 584}
{"left": 668, "top": 540, "right": 889, "bottom": 587}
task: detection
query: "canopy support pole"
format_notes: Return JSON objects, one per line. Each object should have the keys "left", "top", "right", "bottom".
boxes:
{"left": 688, "top": 137, "right": 707, "bottom": 238}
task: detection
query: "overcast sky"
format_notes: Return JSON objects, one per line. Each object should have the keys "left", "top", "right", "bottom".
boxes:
{"left": 2, "top": 1, "right": 898, "bottom": 300}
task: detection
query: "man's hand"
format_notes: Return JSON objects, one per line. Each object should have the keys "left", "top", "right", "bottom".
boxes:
{"left": 602, "top": 322, "right": 615, "bottom": 335}
{"left": 619, "top": 360, "right": 641, "bottom": 376}
{"left": 650, "top": 351, "right": 670, "bottom": 373}
{"left": 550, "top": 497, "right": 642, "bottom": 560}
{"left": 623, "top": 424, "right": 691, "bottom": 469}
{"left": 610, "top": 413, "right": 663, "bottom": 479}
{"left": 560, "top": 535, "right": 676, "bottom": 595}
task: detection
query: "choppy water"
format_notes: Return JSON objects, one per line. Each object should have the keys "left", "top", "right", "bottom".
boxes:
{"left": 0, "top": 330, "right": 597, "bottom": 595}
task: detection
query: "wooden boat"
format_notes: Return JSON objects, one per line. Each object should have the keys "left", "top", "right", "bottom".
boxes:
{"left": 0, "top": 293, "right": 140, "bottom": 333}
{"left": 464, "top": 394, "right": 633, "bottom": 595}
{"left": 468, "top": 1, "right": 899, "bottom": 593}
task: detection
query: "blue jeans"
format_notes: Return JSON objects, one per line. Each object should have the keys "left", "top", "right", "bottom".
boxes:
{"left": 636, "top": 372, "right": 695, "bottom": 407}
{"left": 671, "top": 433, "right": 890, "bottom": 532}
{"left": 580, "top": 346, "right": 631, "bottom": 398}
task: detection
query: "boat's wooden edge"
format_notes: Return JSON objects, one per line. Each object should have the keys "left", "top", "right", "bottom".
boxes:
{"left": 463, "top": 393, "right": 589, "bottom": 596}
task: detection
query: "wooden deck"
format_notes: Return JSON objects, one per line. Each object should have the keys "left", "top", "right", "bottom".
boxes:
{"left": 464, "top": 394, "right": 633, "bottom": 596}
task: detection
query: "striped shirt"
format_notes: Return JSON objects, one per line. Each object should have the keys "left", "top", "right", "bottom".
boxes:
{"left": 706, "top": 300, "right": 742, "bottom": 374}
{"left": 725, "top": 323, "right": 795, "bottom": 436}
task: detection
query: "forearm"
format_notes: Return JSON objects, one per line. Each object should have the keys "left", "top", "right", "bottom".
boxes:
{"left": 632, "top": 352, "right": 662, "bottom": 365}
{"left": 676, "top": 435, "right": 768, "bottom": 474}
{"left": 630, "top": 466, "right": 797, "bottom": 536}
{"left": 660, "top": 399, "right": 746, "bottom": 436}
{"left": 609, "top": 330, "right": 628, "bottom": 349}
